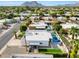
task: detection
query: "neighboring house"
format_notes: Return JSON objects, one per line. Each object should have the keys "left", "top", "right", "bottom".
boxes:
{"left": 20, "top": 16, "right": 25, "bottom": 21}
{"left": 64, "top": 12, "right": 71, "bottom": 16}
{"left": 0, "top": 19, "right": 13, "bottom": 24}
{"left": 30, "top": 16, "right": 40, "bottom": 22}
{"left": 57, "top": 16, "right": 66, "bottom": 22}
{"left": 32, "top": 14, "right": 39, "bottom": 16}
{"left": 29, "top": 21, "right": 48, "bottom": 30}
{"left": 14, "top": 17, "right": 20, "bottom": 22}
{"left": 76, "top": 17, "right": 79, "bottom": 21}
{"left": 69, "top": 17, "right": 77, "bottom": 21}
{"left": 25, "top": 30, "right": 52, "bottom": 47}
{"left": 20, "top": 11, "right": 31, "bottom": 16}
{"left": 12, "top": 54, "right": 53, "bottom": 58}
{"left": 41, "top": 16, "right": 52, "bottom": 20}
{"left": 61, "top": 23, "right": 79, "bottom": 29}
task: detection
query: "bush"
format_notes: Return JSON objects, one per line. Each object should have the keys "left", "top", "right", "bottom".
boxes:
{"left": 70, "top": 49, "right": 76, "bottom": 58}
{"left": 7, "top": 13, "right": 14, "bottom": 19}
{"left": 39, "top": 48, "right": 67, "bottom": 58}
{"left": 20, "top": 24, "right": 27, "bottom": 32}
{"left": 53, "top": 54, "right": 67, "bottom": 58}
{"left": 39, "top": 48, "right": 63, "bottom": 54}
{"left": 18, "top": 32, "right": 25, "bottom": 38}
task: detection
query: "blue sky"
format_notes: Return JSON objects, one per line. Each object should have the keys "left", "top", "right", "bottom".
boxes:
{"left": 38, "top": 1, "right": 77, "bottom": 6}
{"left": 0, "top": 1, "right": 77, "bottom": 6}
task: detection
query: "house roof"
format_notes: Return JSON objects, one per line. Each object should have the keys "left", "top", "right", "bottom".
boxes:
{"left": 29, "top": 21, "right": 47, "bottom": 27}
{"left": 0, "top": 19, "right": 12, "bottom": 23}
{"left": 12, "top": 54, "right": 53, "bottom": 58}
{"left": 26, "top": 30, "right": 52, "bottom": 41}
{"left": 61, "top": 23, "right": 79, "bottom": 29}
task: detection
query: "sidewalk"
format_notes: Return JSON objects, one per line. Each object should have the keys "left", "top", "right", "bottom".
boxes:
{"left": 7, "top": 36, "right": 21, "bottom": 46}
{"left": 0, "top": 35, "right": 26, "bottom": 58}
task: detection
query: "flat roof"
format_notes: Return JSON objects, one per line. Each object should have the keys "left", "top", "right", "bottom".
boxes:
{"left": 12, "top": 54, "right": 53, "bottom": 58}
{"left": 29, "top": 21, "right": 47, "bottom": 27}
{"left": 61, "top": 23, "right": 79, "bottom": 29}
{"left": 26, "top": 30, "right": 52, "bottom": 41}
{"left": 0, "top": 19, "right": 12, "bottom": 23}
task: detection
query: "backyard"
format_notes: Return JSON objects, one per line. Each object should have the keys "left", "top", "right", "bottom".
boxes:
{"left": 60, "top": 35, "right": 70, "bottom": 47}
{"left": 39, "top": 48, "right": 63, "bottom": 54}
{"left": 38, "top": 48, "right": 67, "bottom": 58}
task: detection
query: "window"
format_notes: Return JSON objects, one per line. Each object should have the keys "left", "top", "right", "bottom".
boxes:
{"left": 40, "top": 42, "right": 43, "bottom": 44}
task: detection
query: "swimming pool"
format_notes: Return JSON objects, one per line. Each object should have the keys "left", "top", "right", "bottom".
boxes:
{"left": 51, "top": 32, "right": 61, "bottom": 44}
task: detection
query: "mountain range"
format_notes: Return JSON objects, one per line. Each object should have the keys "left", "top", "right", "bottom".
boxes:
{"left": 22, "top": 1, "right": 79, "bottom": 7}
{"left": 22, "top": 1, "right": 43, "bottom": 7}
{"left": 64, "top": 2, "right": 79, "bottom": 6}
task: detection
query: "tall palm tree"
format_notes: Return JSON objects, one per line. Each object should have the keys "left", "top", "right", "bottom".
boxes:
{"left": 13, "top": 30, "right": 17, "bottom": 39}
{"left": 69, "top": 27, "right": 77, "bottom": 40}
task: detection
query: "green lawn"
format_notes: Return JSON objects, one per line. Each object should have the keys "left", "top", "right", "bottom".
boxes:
{"left": 39, "top": 48, "right": 63, "bottom": 54}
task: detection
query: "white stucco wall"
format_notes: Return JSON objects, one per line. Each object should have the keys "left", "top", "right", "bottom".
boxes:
{"left": 26, "top": 41, "right": 49, "bottom": 46}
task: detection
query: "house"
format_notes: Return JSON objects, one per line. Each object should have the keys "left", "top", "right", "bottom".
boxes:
{"left": 12, "top": 54, "right": 53, "bottom": 58}
{"left": 20, "top": 11, "right": 31, "bottom": 16}
{"left": 57, "top": 16, "right": 66, "bottom": 22}
{"left": 32, "top": 14, "right": 39, "bottom": 16}
{"left": 30, "top": 16, "right": 40, "bottom": 22}
{"left": 25, "top": 30, "right": 52, "bottom": 47}
{"left": 29, "top": 21, "right": 48, "bottom": 30}
{"left": 0, "top": 19, "right": 14, "bottom": 24}
{"left": 61, "top": 23, "right": 79, "bottom": 29}
{"left": 69, "top": 17, "right": 77, "bottom": 21}
{"left": 64, "top": 12, "right": 71, "bottom": 16}
{"left": 20, "top": 16, "right": 25, "bottom": 21}
{"left": 41, "top": 16, "right": 52, "bottom": 20}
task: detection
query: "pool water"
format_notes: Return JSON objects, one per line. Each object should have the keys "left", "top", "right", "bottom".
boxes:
{"left": 51, "top": 32, "right": 61, "bottom": 44}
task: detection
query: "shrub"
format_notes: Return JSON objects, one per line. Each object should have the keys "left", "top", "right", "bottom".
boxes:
{"left": 11, "top": 19, "right": 17, "bottom": 23}
{"left": 18, "top": 32, "right": 25, "bottom": 38}
{"left": 53, "top": 54, "right": 67, "bottom": 58}
{"left": 20, "top": 24, "right": 27, "bottom": 32}
{"left": 7, "top": 13, "right": 14, "bottom": 19}
{"left": 70, "top": 49, "right": 76, "bottom": 58}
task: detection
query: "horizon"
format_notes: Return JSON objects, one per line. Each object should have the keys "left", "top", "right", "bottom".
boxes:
{"left": 0, "top": 1, "right": 78, "bottom": 6}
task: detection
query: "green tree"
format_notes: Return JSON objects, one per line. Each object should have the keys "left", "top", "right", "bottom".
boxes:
{"left": 69, "top": 27, "right": 79, "bottom": 39}
{"left": 53, "top": 23, "right": 62, "bottom": 32}
{"left": 59, "top": 28, "right": 68, "bottom": 35}
{"left": 13, "top": 30, "right": 17, "bottom": 39}
{"left": 20, "top": 24, "right": 27, "bottom": 32}
{"left": 7, "top": 13, "right": 14, "bottom": 19}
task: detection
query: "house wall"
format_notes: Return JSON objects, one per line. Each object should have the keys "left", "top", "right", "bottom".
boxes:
{"left": 26, "top": 41, "right": 49, "bottom": 46}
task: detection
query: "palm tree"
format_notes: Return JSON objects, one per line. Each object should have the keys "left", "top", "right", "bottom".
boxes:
{"left": 13, "top": 30, "right": 17, "bottom": 39}
{"left": 69, "top": 27, "right": 77, "bottom": 40}
{"left": 75, "top": 28, "right": 79, "bottom": 39}
{"left": 53, "top": 23, "right": 62, "bottom": 33}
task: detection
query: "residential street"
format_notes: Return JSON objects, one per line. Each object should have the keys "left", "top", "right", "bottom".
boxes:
{"left": 0, "top": 23, "right": 20, "bottom": 50}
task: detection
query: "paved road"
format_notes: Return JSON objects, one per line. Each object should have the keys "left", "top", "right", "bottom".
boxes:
{"left": 0, "top": 23, "right": 20, "bottom": 50}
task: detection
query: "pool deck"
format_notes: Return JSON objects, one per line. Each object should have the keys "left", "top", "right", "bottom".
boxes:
{"left": 48, "top": 25, "right": 68, "bottom": 53}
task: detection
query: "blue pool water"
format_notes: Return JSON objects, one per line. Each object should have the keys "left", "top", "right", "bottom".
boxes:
{"left": 51, "top": 32, "right": 61, "bottom": 44}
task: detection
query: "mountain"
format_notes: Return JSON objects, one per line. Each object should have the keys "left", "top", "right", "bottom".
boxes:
{"left": 22, "top": 1, "right": 43, "bottom": 7}
{"left": 64, "top": 2, "right": 79, "bottom": 6}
